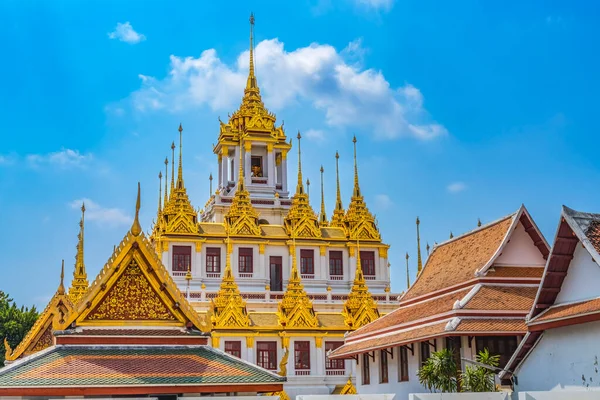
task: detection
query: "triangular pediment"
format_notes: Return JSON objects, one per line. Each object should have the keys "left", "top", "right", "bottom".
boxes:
{"left": 75, "top": 231, "right": 204, "bottom": 329}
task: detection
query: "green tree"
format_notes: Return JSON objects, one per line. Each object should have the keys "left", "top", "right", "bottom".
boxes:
{"left": 0, "top": 291, "right": 39, "bottom": 366}
{"left": 461, "top": 349, "right": 500, "bottom": 392}
{"left": 417, "top": 348, "right": 459, "bottom": 393}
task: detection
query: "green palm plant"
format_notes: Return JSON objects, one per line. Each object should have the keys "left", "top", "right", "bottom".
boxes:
{"left": 461, "top": 349, "right": 500, "bottom": 392}
{"left": 417, "top": 348, "right": 458, "bottom": 393}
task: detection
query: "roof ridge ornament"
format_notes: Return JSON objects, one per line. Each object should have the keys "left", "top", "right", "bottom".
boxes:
{"left": 319, "top": 165, "right": 328, "bottom": 227}
{"left": 69, "top": 204, "right": 89, "bottom": 303}
{"left": 330, "top": 151, "right": 346, "bottom": 229}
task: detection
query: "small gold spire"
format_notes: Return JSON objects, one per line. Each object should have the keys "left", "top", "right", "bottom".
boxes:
{"left": 405, "top": 252, "right": 410, "bottom": 288}
{"left": 158, "top": 171, "right": 163, "bottom": 214}
{"left": 352, "top": 135, "right": 360, "bottom": 198}
{"left": 170, "top": 141, "right": 175, "bottom": 192}
{"left": 416, "top": 217, "right": 423, "bottom": 275}
{"left": 319, "top": 165, "right": 328, "bottom": 227}
{"left": 58, "top": 260, "right": 65, "bottom": 295}
{"left": 296, "top": 131, "right": 304, "bottom": 195}
{"left": 306, "top": 178, "right": 310, "bottom": 200}
{"left": 247, "top": 12, "right": 257, "bottom": 90}
{"left": 69, "top": 203, "right": 88, "bottom": 302}
{"left": 131, "top": 182, "right": 142, "bottom": 236}
{"left": 164, "top": 157, "right": 169, "bottom": 205}
{"left": 450, "top": 231, "right": 454, "bottom": 239}
{"left": 209, "top": 173, "right": 213, "bottom": 195}
{"left": 478, "top": 218, "right": 482, "bottom": 227}
{"left": 335, "top": 151, "right": 343, "bottom": 210}
{"left": 177, "top": 124, "right": 184, "bottom": 188}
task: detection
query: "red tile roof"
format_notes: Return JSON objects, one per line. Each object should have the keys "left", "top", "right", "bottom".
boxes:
{"left": 455, "top": 319, "right": 526, "bottom": 333}
{"left": 463, "top": 286, "right": 538, "bottom": 311}
{"left": 403, "top": 215, "right": 514, "bottom": 301}
{"left": 530, "top": 297, "right": 600, "bottom": 324}
{"left": 485, "top": 266, "right": 544, "bottom": 278}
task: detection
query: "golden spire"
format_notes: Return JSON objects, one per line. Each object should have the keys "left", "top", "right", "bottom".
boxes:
{"left": 164, "top": 157, "right": 169, "bottom": 205}
{"left": 344, "top": 136, "right": 380, "bottom": 241}
{"left": 247, "top": 12, "right": 257, "bottom": 90}
{"left": 58, "top": 259, "right": 66, "bottom": 295}
{"left": 319, "top": 165, "right": 328, "bottom": 227}
{"left": 296, "top": 131, "right": 304, "bottom": 195}
{"left": 158, "top": 172, "right": 163, "bottom": 214}
{"left": 416, "top": 217, "right": 423, "bottom": 275}
{"left": 170, "top": 141, "right": 175, "bottom": 193}
{"left": 330, "top": 151, "right": 345, "bottom": 228}
{"left": 131, "top": 182, "right": 142, "bottom": 236}
{"left": 177, "top": 124, "right": 184, "bottom": 188}
{"left": 224, "top": 138, "right": 261, "bottom": 236}
{"left": 352, "top": 135, "right": 360, "bottom": 197}
{"left": 405, "top": 252, "right": 410, "bottom": 288}
{"left": 342, "top": 238, "right": 379, "bottom": 329}
{"left": 211, "top": 233, "right": 251, "bottom": 328}
{"left": 69, "top": 203, "right": 89, "bottom": 303}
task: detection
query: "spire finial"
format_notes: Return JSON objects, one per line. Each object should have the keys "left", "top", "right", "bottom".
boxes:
{"left": 296, "top": 131, "right": 304, "bottom": 194}
{"left": 58, "top": 260, "right": 65, "bottom": 295}
{"left": 131, "top": 182, "right": 142, "bottom": 236}
{"left": 306, "top": 178, "right": 310, "bottom": 199}
{"left": 477, "top": 218, "right": 482, "bottom": 227}
{"left": 352, "top": 135, "right": 360, "bottom": 197}
{"left": 319, "top": 165, "right": 328, "bottom": 226}
{"left": 335, "top": 151, "right": 343, "bottom": 211}
{"left": 209, "top": 173, "right": 213, "bottom": 195}
{"left": 416, "top": 217, "right": 423, "bottom": 275}
{"left": 449, "top": 231, "right": 454, "bottom": 239}
{"left": 247, "top": 12, "right": 257, "bottom": 90}
{"left": 177, "top": 124, "right": 183, "bottom": 188}
{"left": 426, "top": 242, "right": 430, "bottom": 256}
{"left": 170, "top": 142, "right": 175, "bottom": 192}
{"left": 158, "top": 171, "right": 163, "bottom": 214}
{"left": 405, "top": 252, "right": 410, "bottom": 289}
{"left": 164, "top": 157, "right": 169, "bottom": 205}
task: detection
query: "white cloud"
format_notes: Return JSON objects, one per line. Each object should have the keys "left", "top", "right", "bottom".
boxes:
{"left": 447, "top": 182, "right": 467, "bottom": 193}
{"left": 305, "top": 129, "right": 325, "bottom": 142}
{"left": 108, "top": 22, "right": 146, "bottom": 44}
{"left": 374, "top": 194, "right": 393, "bottom": 209}
{"left": 126, "top": 38, "right": 446, "bottom": 141}
{"left": 27, "top": 149, "right": 93, "bottom": 169}
{"left": 69, "top": 198, "right": 132, "bottom": 227}
{"left": 0, "top": 154, "right": 16, "bottom": 166}
{"left": 355, "top": 0, "right": 394, "bottom": 12}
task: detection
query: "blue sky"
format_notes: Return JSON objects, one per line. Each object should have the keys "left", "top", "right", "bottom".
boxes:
{"left": 1, "top": 0, "right": 599, "bottom": 309}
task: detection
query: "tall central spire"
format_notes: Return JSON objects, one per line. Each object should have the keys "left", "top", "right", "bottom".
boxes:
{"left": 319, "top": 165, "right": 328, "bottom": 227}
{"left": 177, "top": 123, "right": 184, "bottom": 188}
{"left": 330, "top": 151, "right": 345, "bottom": 228}
{"left": 69, "top": 203, "right": 89, "bottom": 303}
{"left": 352, "top": 135, "right": 361, "bottom": 198}
{"left": 247, "top": 12, "right": 257, "bottom": 90}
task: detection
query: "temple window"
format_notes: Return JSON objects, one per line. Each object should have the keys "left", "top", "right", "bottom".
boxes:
{"left": 420, "top": 341, "right": 431, "bottom": 366}
{"left": 224, "top": 341, "right": 241, "bottom": 358}
{"left": 475, "top": 336, "right": 518, "bottom": 368}
{"left": 446, "top": 336, "right": 462, "bottom": 373}
{"left": 360, "top": 251, "right": 376, "bottom": 278}
{"left": 398, "top": 346, "right": 409, "bottom": 382}
{"left": 172, "top": 246, "right": 191, "bottom": 275}
{"left": 239, "top": 247, "right": 253, "bottom": 276}
{"left": 206, "top": 247, "right": 221, "bottom": 277}
{"left": 379, "top": 349, "right": 389, "bottom": 383}
{"left": 300, "top": 249, "right": 315, "bottom": 277}
{"left": 251, "top": 156, "right": 263, "bottom": 177}
{"left": 362, "top": 353, "right": 370, "bottom": 385}
{"left": 257, "top": 341, "right": 277, "bottom": 370}
{"left": 269, "top": 256, "right": 283, "bottom": 291}
{"left": 325, "top": 342, "right": 345, "bottom": 374}
{"left": 294, "top": 341, "right": 311, "bottom": 374}
{"left": 329, "top": 251, "right": 343, "bottom": 279}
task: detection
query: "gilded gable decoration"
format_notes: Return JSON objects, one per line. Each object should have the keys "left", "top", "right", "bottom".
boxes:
{"left": 342, "top": 249, "right": 380, "bottom": 329}
{"left": 340, "top": 375, "right": 357, "bottom": 395}
{"left": 284, "top": 132, "right": 322, "bottom": 238}
{"left": 277, "top": 241, "right": 319, "bottom": 329}
{"left": 210, "top": 237, "right": 251, "bottom": 329}
{"left": 68, "top": 203, "right": 89, "bottom": 303}
{"left": 344, "top": 136, "right": 380, "bottom": 241}
{"left": 224, "top": 140, "right": 261, "bottom": 236}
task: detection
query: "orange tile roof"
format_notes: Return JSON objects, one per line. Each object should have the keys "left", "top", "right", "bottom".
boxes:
{"left": 403, "top": 215, "right": 514, "bottom": 301}
{"left": 455, "top": 319, "right": 526, "bottom": 333}
{"left": 329, "top": 322, "right": 448, "bottom": 359}
{"left": 584, "top": 220, "right": 600, "bottom": 255}
{"left": 347, "top": 288, "right": 471, "bottom": 339}
{"left": 485, "top": 266, "right": 544, "bottom": 278}
{"left": 463, "top": 286, "right": 538, "bottom": 311}
{"left": 531, "top": 297, "right": 600, "bottom": 324}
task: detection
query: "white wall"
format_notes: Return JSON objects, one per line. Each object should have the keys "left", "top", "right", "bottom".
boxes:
{"left": 495, "top": 222, "right": 546, "bottom": 266}
{"left": 409, "top": 394, "right": 509, "bottom": 400}
{"left": 555, "top": 245, "right": 600, "bottom": 304}
{"left": 515, "top": 320, "right": 600, "bottom": 392}
{"left": 518, "top": 391, "right": 600, "bottom": 400}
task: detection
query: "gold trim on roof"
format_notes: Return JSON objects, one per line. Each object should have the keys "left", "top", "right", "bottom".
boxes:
{"left": 342, "top": 244, "right": 380, "bottom": 329}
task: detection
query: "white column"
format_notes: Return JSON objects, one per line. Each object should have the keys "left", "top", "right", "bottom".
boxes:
{"left": 349, "top": 251, "right": 356, "bottom": 282}
{"left": 218, "top": 154, "right": 223, "bottom": 189}
{"left": 320, "top": 250, "right": 327, "bottom": 280}
{"left": 316, "top": 345, "right": 325, "bottom": 376}
{"left": 267, "top": 147, "right": 275, "bottom": 187}
{"left": 282, "top": 152, "right": 288, "bottom": 193}
{"left": 234, "top": 146, "right": 239, "bottom": 184}
{"left": 259, "top": 248, "right": 265, "bottom": 280}
{"left": 195, "top": 245, "right": 202, "bottom": 278}
{"left": 221, "top": 154, "right": 228, "bottom": 189}
{"left": 245, "top": 145, "right": 252, "bottom": 187}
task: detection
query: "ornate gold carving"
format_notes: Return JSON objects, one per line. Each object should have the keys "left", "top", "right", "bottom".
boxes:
{"left": 340, "top": 376, "right": 357, "bottom": 395}
{"left": 281, "top": 150, "right": 287, "bottom": 160}
{"left": 342, "top": 257, "right": 380, "bottom": 329}
{"left": 244, "top": 141, "right": 252, "bottom": 152}
{"left": 259, "top": 243, "right": 265, "bottom": 254}
{"left": 246, "top": 336, "right": 254, "bottom": 348}
{"left": 320, "top": 245, "right": 326, "bottom": 256}
{"left": 4, "top": 338, "right": 12, "bottom": 361}
{"left": 195, "top": 241, "right": 202, "bottom": 252}
{"left": 267, "top": 143, "right": 274, "bottom": 152}
{"left": 315, "top": 337, "right": 323, "bottom": 348}
{"left": 30, "top": 325, "right": 53, "bottom": 353}
{"left": 277, "top": 243, "right": 319, "bottom": 329}
{"left": 210, "top": 238, "right": 251, "bottom": 329}
{"left": 379, "top": 247, "right": 388, "bottom": 258}
{"left": 212, "top": 335, "right": 220, "bottom": 348}
{"left": 278, "top": 347, "right": 289, "bottom": 376}
{"left": 348, "top": 246, "right": 355, "bottom": 258}
{"left": 87, "top": 260, "right": 176, "bottom": 321}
